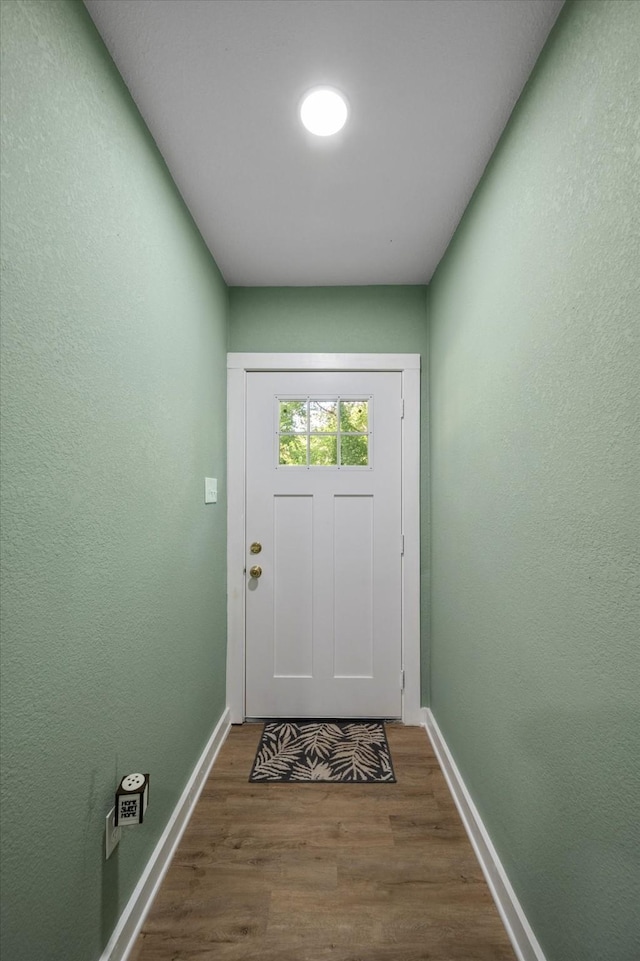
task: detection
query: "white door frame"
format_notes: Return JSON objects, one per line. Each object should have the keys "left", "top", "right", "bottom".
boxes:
{"left": 226, "top": 353, "right": 421, "bottom": 724}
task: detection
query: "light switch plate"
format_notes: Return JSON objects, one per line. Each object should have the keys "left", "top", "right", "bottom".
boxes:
{"left": 204, "top": 478, "right": 217, "bottom": 504}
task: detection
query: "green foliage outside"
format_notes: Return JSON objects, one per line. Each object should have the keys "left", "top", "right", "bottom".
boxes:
{"left": 279, "top": 399, "right": 369, "bottom": 466}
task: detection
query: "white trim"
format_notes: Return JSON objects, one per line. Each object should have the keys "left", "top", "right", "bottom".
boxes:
{"left": 421, "top": 708, "right": 547, "bottom": 961}
{"left": 400, "top": 366, "right": 421, "bottom": 723}
{"left": 99, "top": 708, "right": 232, "bottom": 961}
{"left": 227, "top": 365, "right": 247, "bottom": 723}
{"left": 228, "top": 352, "right": 421, "bottom": 372}
{"left": 227, "top": 352, "right": 421, "bottom": 724}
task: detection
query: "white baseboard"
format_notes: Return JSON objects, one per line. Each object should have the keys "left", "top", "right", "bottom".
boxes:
{"left": 99, "top": 707, "right": 232, "bottom": 961}
{"left": 421, "top": 708, "right": 547, "bottom": 961}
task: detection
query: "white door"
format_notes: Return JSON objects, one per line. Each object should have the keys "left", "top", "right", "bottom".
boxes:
{"left": 245, "top": 370, "right": 403, "bottom": 718}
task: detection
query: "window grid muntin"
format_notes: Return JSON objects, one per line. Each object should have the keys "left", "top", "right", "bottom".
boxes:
{"left": 277, "top": 395, "right": 372, "bottom": 468}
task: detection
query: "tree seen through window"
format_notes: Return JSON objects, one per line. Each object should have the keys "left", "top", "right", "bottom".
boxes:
{"left": 279, "top": 398, "right": 369, "bottom": 466}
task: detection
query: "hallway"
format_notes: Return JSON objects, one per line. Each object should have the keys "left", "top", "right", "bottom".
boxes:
{"left": 130, "top": 725, "right": 514, "bottom": 960}
{"left": 2, "top": 2, "right": 638, "bottom": 959}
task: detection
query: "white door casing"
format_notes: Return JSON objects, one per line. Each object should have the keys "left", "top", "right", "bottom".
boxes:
{"left": 245, "top": 370, "right": 402, "bottom": 718}
{"left": 227, "top": 353, "right": 421, "bottom": 724}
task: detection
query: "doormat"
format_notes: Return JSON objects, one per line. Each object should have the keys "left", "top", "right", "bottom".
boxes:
{"left": 249, "top": 720, "right": 396, "bottom": 783}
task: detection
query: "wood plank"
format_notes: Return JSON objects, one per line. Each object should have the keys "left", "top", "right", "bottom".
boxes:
{"left": 129, "top": 724, "right": 515, "bottom": 961}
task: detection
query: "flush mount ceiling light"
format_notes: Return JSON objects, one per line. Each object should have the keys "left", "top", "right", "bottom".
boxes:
{"left": 300, "top": 87, "right": 348, "bottom": 137}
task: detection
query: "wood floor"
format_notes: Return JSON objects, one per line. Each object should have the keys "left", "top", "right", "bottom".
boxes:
{"left": 130, "top": 724, "right": 515, "bottom": 961}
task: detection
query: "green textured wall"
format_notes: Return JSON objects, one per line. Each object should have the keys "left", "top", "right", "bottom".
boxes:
{"left": 230, "top": 286, "right": 427, "bottom": 355}
{"left": 0, "top": 3, "right": 228, "bottom": 960}
{"left": 428, "top": 2, "right": 640, "bottom": 960}
{"left": 229, "top": 285, "right": 430, "bottom": 695}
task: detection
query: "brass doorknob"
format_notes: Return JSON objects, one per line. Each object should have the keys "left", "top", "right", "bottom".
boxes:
{"left": 249, "top": 565, "right": 262, "bottom": 579}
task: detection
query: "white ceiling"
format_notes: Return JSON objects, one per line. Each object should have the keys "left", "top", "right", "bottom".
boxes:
{"left": 84, "top": 0, "right": 564, "bottom": 287}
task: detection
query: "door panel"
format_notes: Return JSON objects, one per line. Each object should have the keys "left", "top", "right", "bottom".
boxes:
{"left": 245, "top": 370, "right": 402, "bottom": 718}
{"left": 273, "top": 495, "right": 313, "bottom": 677}
{"left": 333, "top": 495, "right": 373, "bottom": 678}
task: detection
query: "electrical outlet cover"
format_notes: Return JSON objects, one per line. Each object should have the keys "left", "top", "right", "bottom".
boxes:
{"left": 105, "top": 806, "right": 121, "bottom": 859}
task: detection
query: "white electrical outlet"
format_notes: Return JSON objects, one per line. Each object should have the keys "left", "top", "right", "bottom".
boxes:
{"left": 105, "top": 806, "right": 121, "bottom": 859}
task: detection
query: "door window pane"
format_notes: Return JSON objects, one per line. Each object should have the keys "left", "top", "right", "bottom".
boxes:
{"left": 279, "top": 434, "right": 307, "bottom": 465}
{"left": 279, "top": 400, "right": 307, "bottom": 433}
{"left": 340, "top": 400, "right": 368, "bottom": 433}
{"left": 309, "top": 400, "right": 337, "bottom": 432}
{"left": 341, "top": 434, "right": 368, "bottom": 466}
{"left": 310, "top": 434, "right": 337, "bottom": 465}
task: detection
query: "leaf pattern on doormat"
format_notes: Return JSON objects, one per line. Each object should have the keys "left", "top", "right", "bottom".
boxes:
{"left": 249, "top": 721, "right": 396, "bottom": 782}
